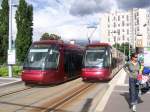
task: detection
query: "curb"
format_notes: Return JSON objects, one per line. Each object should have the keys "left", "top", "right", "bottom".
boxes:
{"left": 0, "top": 77, "right": 23, "bottom": 88}
{"left": 89, "top": 84, "right": 109, "bottom": 112}
{"left": 94, "top": 68, "right": 125, "bottom": 112}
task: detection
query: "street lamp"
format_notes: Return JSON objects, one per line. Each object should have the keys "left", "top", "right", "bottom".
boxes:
{"left": 128, "top": 37, "right": 131, "bottom": 59}
{"left": 8, "top": 0, "right": 13, "bottom": 78}
{"left": 8, "top": 0, "right": 18, "bottom": 77}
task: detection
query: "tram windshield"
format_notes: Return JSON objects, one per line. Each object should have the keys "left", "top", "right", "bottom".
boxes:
{"left": 84, "top": 47, "right": 110, "bottom": 68}
{"left": 23, "top": 44, "right": 59, "bottom": 70}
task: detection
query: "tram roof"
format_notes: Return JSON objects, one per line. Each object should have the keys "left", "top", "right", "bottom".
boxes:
{"left": 86, "top": 42, "right": 111, "bottom": 47}
{"left": 33, "top": 39, "right": 84, "bottom": 50}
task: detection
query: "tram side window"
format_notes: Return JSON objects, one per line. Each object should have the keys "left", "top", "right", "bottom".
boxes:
{"left": 72, "top": 52, "right": 83, "bottom": 72}
{"left": 104, "top": 49, "right": 111, "bottom": 67}
{"left": 45, "top": 50, "right": 59, "bottom": 69}
{"left": 64, "top": 51, "right": 72, "bottom": 77}
{"left": 112, "top": 58, "right": 117, "bottom": 68}
{"left": 76, "top": 53, "right": 83, "bottom": 71}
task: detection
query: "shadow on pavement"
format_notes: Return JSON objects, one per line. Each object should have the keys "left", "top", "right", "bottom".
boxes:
{"left": 120, "top": 92, "right": 131, "bottom": 108}
{"left": 120, "top": 92, "right": 144, "bottom": 109}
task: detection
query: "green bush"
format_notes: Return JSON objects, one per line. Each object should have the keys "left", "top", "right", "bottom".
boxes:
{"left": 0, "top": 65, "right": 22, "bottom": 77}
{"left": 0, "top": 66, "right": 8, "bottom": 77}
{"left": 13, "top": 66, "right": 23, "bottom": 77}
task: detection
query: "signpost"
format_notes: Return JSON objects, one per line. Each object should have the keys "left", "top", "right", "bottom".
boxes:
{"left": 144, "top": 47, "right": 150, "bottom": 67}
{"left": 7, "top": 49, "right": 16, "bottom": 65}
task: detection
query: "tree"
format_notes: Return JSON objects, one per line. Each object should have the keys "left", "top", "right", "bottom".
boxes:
{"left": 114, "top": 42, "right": 133, "bottom": 56}
{"left": 40, "top": 33, "right": 61, "bottom": 40}
{"left": 40, "top": 33, "right": 50, "bottom": 40}
{"left": 0, "top": 0, "right": 9, "bottom": 64}
{"left": 0, "top": 9, "right": 2, "bottom": 63}
{"left": 15, "top": 0, "right": 33, "bottom": 63}
{"left": 50, "top": 34, "right": 61, "bottom": 40}
{"left": 113, "top": 43, "right": 120, "bottom": 50}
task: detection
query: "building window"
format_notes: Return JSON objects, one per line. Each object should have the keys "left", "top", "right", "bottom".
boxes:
{"left": 108, "top": 30, "right": 110, "bottom": 36}
{"left": 127, "top": 29, "right": 129, "bottom": 34}
{"left": 117, "top": 29, "right": 120, "bottom": 35}
{"left": 137, "top": 18, "right": 139, "bottom": 25}
{"left": 114, "top": 16, "right": 115, "bottom": 20}
{"left": 134, "top": 13, "right": 136, "bottom": 19}
{"left": 114, "top": 23, "right": 116, "bottom": 27}
{"left": 126, "top": 15, "right": 129, "bottom": 21}
{"left": 122, "top": 15, "right": 124, "bottom": 18}
{"left": 137, "top": 27, "right": 139, "bottom": 31}
{"left": 118, "top": 24, "right": 120, "bottom": 27}
{"left": 118, "top": 16, "right": 120, "bottom": 21}
{"left": 108, "top": 16, "right": 110, "bottom": 22}
{"left": 122, "top": 35, "right": 124, "bottom": 41}
{"left": 122, "top": 29, "right": 124, "bottom": 32}
{"left": 122, "top": 21, "right": 125, "bottom": 26}
{"left": 114, "top": 36, "right": 116, "bottom": 42}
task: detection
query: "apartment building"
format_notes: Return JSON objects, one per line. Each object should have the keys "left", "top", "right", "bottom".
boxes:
{"left": 100, "top": 8, "right": 150, "bottom": 48}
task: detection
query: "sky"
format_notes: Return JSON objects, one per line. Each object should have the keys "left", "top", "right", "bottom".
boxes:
{"left": 1, "top": 0, "right": 150, "bottom": 41}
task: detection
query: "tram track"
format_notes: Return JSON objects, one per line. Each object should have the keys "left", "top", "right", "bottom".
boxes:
{"left": 0, "top": 78, "right": 108, "bottom": 112}
{"left": 0, "top": 78, "right": 87, "bottom": 111}
{"left": 0, "top": 82, "right": 32, "bottom": 97}
{"left": 0, "top": 78, "right": 82, "bottom": 98}
{"left": 29, "top": 83, "right": 96, "bottom": 112}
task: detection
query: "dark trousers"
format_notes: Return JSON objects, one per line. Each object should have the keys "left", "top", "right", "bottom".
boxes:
{"left": 129, "top": 77, "right": 139, "bottom": 105}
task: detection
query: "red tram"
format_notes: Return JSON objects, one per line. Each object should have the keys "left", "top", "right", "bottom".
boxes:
{"left": 81, "top": 43, "right": 124, "bottom": 81}
{"left": 21, "top": 40, "right": 83, "bottom": 84}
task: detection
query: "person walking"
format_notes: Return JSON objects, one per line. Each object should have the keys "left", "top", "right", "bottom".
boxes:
{"left": 124, "top": 53, "right": 140, "bottom": 112}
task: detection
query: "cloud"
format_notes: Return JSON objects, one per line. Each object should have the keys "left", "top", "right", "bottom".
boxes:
{"left": 13, "top": 0, "right": 150, "bottom": 42}
{"left": 1, "top": 0, "right": 101, "bottom": 42}
{"left": 116, "top": 0, "right": 150, "bottom": 10}
{"left": 28, "top": 0, "right": 101, "bottom": 41}
{"left": 69, "top": 0, "right": 115, "bottom": 16}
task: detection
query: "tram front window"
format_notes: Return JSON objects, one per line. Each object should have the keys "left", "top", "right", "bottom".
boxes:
{"left": 23, "top": 45, "right": 59, "bottom": 70}
{"left": 84, "top": 49, "right": 109, "bottom": 68}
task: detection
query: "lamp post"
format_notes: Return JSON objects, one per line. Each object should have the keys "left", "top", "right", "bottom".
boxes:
{"left": 8, "top": 0, "right": 18, "bottom": 78}
{"left": 128, "top": 38, "right": 131, "bottom": 59}
{"left": 8, "top": 0, "right": 13, "bottom": 78}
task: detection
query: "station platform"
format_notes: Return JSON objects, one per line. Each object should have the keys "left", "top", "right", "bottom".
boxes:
{"left": 95, "top": 68, "right": 150, "bottom": 112}
{"left": 0, "top": 77, "right": 21, "bottom": 87}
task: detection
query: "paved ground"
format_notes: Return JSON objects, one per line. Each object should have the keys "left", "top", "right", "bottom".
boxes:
{"left": 0, "top": 77, "right": 21, "bottom": 86}
{"left": 103, "top": 72, "right": 150, "bottom": 112}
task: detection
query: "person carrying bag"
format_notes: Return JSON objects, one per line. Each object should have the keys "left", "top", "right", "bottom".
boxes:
{"left": 124, "top": 53, "right": 140, "bottom": 112}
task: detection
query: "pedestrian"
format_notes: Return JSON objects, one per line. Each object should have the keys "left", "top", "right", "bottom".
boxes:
{"left": 124, "top": 53, "right": 140, "bottom": 112}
